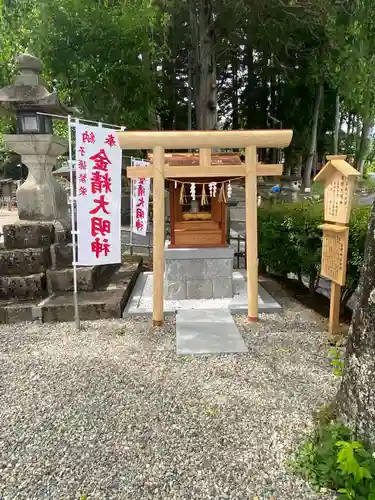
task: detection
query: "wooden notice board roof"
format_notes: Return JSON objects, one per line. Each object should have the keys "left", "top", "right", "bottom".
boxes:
{"left": 314, "top": 155, "right": 360, "bottom": 183}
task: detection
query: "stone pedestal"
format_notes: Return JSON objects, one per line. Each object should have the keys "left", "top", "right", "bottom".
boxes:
{"left": 3, "top": 134, "right": 70, "bottom": 227}
{"left": 164, "top": 245, "right": 234, "bottom": 300}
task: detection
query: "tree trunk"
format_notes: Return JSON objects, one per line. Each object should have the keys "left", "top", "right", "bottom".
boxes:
{"left": 190, "top": 0, "right": 217, "bottom": 130}
{"left": 232, "top": 51, "right": 239, "bottom": 129}
{"left": 188, "top": 51, "right": 193, "bottom": 132}
{"left": 303, "top": 81, "right": 324, "bottom": 189}
{"left": 333, "top": 91, "right": 340, "bottom": 154}
{"left": 346, "top": 113, "right": 353, "bottom": 152}
{"left": 337, "top": 200, "right": 375, "bottom": 448}
{"left": 356, "top": 116, "right": 371, "bottom": 175}
{"left": 244, "top": 42, "right": 256, "bottom": 129}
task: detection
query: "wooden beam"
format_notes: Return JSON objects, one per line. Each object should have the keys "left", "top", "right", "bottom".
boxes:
{"left": 152, "top": 145, "right": 165, "bottom": 326}
{"left": 117, "top": 130, "right": 293, "bottom": 150}
{"left": 126, "top": 163, "right": 283, "bottom": 179}
{"left": 245, "top": 145, "right": 258, "bottom": 322}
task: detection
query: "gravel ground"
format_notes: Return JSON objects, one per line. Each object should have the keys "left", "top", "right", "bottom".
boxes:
{"left": 0, "top": 297, "right": 338, "bottom": 499}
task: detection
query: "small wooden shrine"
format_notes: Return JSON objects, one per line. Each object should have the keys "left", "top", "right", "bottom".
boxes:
{"left": 147, "top": 151, "right": 242, "bottom": 248}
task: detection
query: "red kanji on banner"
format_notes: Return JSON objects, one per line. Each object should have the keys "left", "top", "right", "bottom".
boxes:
{"left": 79, "top": 173, "right": 87, "bottom": 184}
{"left": 82, "top": 130, "right": 96, "bottom": 144}
{"left": 79, "top": 186, "right": 87, "bottom": 196}
{"left": 89, "top": 194, "right": 110, "bottom": 215}
{"left": 105, "top": 134, "right": 116, "bottom": 147}
{"left": 135, "top": 219, "right": 144, "bottom": 231}
{"left": 91, "top": 171, "right": 111, "bottom": 194}
{"left": 137, "top": 182, "right": 145, "bottom": 197}
{"left": 136, "top": 197, "right": 145, "bottom": 208}
{"left": 89, "top": 149, "right": 111, "bottom": 172}
{"left": 78, "top": 160, "right": 87, "bottom": 170}
{"left": 136, "top": 208, "right": 144, "bottom": 219}
{"left": 91, "top": 217, "right": 111, "bottom": 237}
{"left": 79, "top": 146, "right": 85, "bottom": 157}
{"left": 91, "top": 237, "right": 111, "bottom": 258}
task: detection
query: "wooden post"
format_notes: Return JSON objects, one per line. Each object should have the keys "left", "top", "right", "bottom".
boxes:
{"left": 245, "top": 145, "right": 258, "bottom": 321}
{"left": 200, "top": 148, "right": 211, "bottom": 167}
{"left": 152, "top": 145, "right": 165, "bottom": 326}
{"left": 329, "top": 282, "right": 341, "bottom": 335}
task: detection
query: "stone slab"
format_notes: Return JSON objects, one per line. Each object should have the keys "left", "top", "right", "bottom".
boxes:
{"left": 0, "top": 247, "right": 50, "bottom": 276}
{"left": 123, "top": 270, "right": 282, "bottom": 316}
{"left": 0, "top": 273, "right": 46, "bottom": 299}
{"left": 165, "top": 246, "right": 234, "bottom": 260}
{"left": 176, "top": 309, "right": 248, "bottom": 355}
{"left": 3, "top": 222, "right": 55, "bottom": 249}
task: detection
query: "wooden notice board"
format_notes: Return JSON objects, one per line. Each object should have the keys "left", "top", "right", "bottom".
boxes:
{"left": 319, "top": 224, "right": 349, "bottom": 286}
{"left": 324, "top": 171, "right": 355, "bottom": 225}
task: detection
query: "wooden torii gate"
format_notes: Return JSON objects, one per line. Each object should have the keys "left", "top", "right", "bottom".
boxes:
{"left": 117, "top": 130, "right": 293, "bottom": 326}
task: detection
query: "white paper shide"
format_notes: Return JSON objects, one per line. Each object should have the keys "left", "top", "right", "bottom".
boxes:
{"left": 131, "top": 159, "right": 150, "bottom": 236}
{"left": 75, "top": 124, "right": 122, "bottom": 265}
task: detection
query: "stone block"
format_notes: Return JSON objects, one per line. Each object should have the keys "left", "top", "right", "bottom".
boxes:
{"left": 186, "top": 279, "right": 213, "bottom": 299}
{"left": 46, "top": 266, "right": 98, "bottom": 293}
{"left": 5, "top": 303, "right": 34, "bottom": 323}
{"left": 212, "top": 277, "right": 233, "bottom": 298}
{"left": 50, "top": 243, "right": 74, "bottom": 269}
{"left": 164, "top": 280, "right": 186, "bottom": 300}
{"left": 0, "top": 248, "right": 50, "bottom": 276}
{"left": 3, "top": 223, "right": 54, "bottom": 249}
{"left": 165, "top": 259, "right": 205, "bottom": 282}
{"left": 204, "top": 258, "right": 233, "bottom": 279}
{"left": 0, "top": 274, "right": 46, "bottom": 299}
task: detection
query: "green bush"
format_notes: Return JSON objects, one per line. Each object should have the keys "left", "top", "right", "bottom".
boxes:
{"left": 291, "top": 422, "right": 375, "bottom": 499}
{"left": 258, "top": 202, "right": 371, "bottom": 303}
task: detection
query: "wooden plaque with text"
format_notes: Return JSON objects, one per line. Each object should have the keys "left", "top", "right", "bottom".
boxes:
{"left": 320, "top": 224, "right": 349, "bottom": 286}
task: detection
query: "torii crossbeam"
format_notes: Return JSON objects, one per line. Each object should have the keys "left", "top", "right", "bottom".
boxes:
{"left": 116, "top": 129, "right": 293, "bottom": 326}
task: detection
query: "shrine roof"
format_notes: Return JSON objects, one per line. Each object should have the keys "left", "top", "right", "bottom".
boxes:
{"left": 146, "top": 152, "right": 243, "bottom": 166}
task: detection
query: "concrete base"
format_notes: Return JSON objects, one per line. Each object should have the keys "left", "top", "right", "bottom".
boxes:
{"left": 165, "top": 246, "right": 234, "bottom": 300}
{"left": 123, "top": 270, "right": 282, "bottom": 316}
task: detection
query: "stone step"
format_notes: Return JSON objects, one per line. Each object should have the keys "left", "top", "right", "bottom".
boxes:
{"left": 0, "top": 259, "right": 142, "bottom": 323}
{"left": 42, "top": 262, "right": 141, "bottom": 322}
{"left": 0, "top": 273, "right": 46, "bottom": 299}
{"left": 3, "top": 223, "right": 55, "bottom": 250}
{"left": 46, "top": 264, "right": 118, "bottom": 293}
{"left": 0, "top": 247, "right": 51, "bottom": 276}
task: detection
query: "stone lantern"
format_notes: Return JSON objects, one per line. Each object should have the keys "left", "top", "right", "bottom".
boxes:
{"left": 0, "top": 53, "right": 73, "bottom": 227}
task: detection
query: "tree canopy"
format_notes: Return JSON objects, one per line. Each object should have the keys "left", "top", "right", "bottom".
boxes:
{"left": 1, "top": 0, "right": 375, "bottom": 182}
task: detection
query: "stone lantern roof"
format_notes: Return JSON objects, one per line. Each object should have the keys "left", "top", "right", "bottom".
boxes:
{"left": 0, "top": 53, "right": 74, "bottom": 116}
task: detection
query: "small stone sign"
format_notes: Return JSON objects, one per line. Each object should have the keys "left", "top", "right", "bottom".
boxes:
{"left": 319, "top": 224, "right": 349, "bottom": 286}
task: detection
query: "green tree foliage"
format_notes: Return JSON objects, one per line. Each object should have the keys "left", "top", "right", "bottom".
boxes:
{"left": 1, "top": 0, "right": 375, "bottom": 171}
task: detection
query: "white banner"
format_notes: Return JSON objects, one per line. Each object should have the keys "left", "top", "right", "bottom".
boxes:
{"left": 131, "top": 159, "right": 150, "bottom": 236}
{"left": 75, "top": 124, "right": 122, "bottom": 265}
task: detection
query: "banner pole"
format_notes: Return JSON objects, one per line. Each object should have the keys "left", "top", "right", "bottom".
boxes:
{"left": 68, "top": 115, "right": 80, "bottom": 331}
{"left": 129, "top": 157, "right": 134, "bottom": 256}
